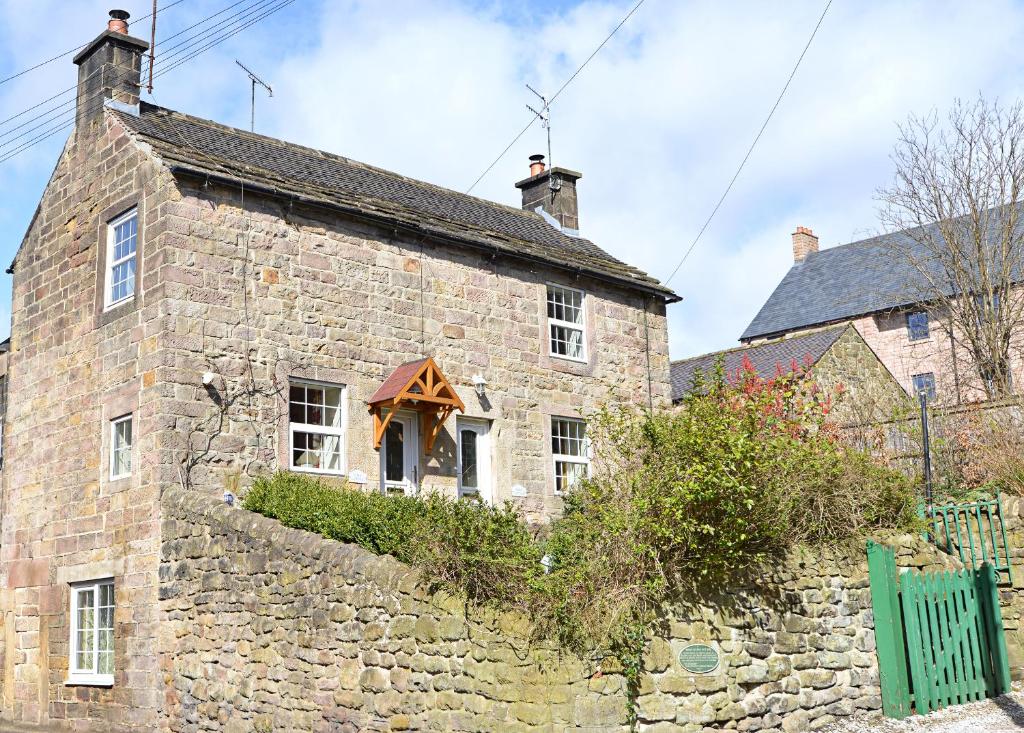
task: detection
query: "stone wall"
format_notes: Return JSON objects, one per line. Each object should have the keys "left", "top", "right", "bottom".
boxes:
{"left": 160, "top": 487, "right": 962, "bottom": 733}
{"left": 0, "top": 111, "right": 177, "bottom": 730}
{"left": 152, "top": 176, "right": 670, "bottom": 523}
{"left": 811, "top": 325, "right": 910, "bottom": 428}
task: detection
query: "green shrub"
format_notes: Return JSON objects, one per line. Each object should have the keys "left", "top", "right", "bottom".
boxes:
{"left": 242, "top": 472, "right": 539, "bottom": 608}
{"left": 242, "top": 359, "right": 918, "bottom": 666}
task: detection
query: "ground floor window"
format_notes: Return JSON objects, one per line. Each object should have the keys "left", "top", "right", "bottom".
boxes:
{"left": 68, "top": 578, "right": 114, "bottom": 686}
{"left": 289, "top": 381, "right": 346, "bottom": 474}
{"left": 551, "top": 416, "right": 589, "bottom": 494}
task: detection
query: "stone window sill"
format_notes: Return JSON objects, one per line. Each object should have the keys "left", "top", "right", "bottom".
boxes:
{"left": 65, "top": 674, "right": 113, "bottom": 687}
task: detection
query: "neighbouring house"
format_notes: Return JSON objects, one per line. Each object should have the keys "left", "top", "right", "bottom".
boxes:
{"left": 0, "top": 11, "right": 675, "bottom": 730}
{"left": 742, "top": 225, "right": 1023, "bottom": 406}
{"left": 670, "top": 324, "right": 909, "bottom": 426}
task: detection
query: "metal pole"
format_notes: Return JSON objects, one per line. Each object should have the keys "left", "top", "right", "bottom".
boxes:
{"left": 919, "top": 390, "right": 933, "bottom": 511}
{"left": 148, "top": 0, "right": 157, "bottom": 93}
{"left": 251, "top": 79, "right": 255, "bottom": 133}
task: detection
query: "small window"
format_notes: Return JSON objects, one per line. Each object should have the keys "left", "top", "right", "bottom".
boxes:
{"left": 551, "top": 416, "right": 589, "bottom": 494}
{"left": 289, "top": 382, "right": 346, "bottom": 474}
{"left": 906, "top": 311, "right": 930, "bottom": 341}
{"left": 68, "top": 578, "right": 114, "bottom": 686}
{"left": 912, "top": 373, "right": 936, "bottom": 401}
{"left": 547, "top": 284, "right": 586, "bottom": 362}
{"left": 110, "top": 415, "right": 132, "bottom": 480}
{"left": 105, "top": 209, "right": 138, "bottom": 309}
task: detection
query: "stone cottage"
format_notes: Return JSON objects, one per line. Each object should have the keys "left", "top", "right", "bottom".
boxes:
{"left": 670, "top": 324, "right": 909, "bottom": 427}
{"left": 743, "top": 225, "right": 1024, "bottom": 406}
{"left": 0, "top": 11, "right": 674, "bottom": 730}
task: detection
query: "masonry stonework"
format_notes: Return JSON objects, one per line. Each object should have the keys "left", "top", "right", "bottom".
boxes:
{"left": 0, "top": 92, "right": 671, "bottom": 729}
{"left": 159, "top": 488, "right": 965, "bottom": 733}
{"left": 0, "top": 113, "right": 178, "bottom": 729}
{"left": 155, "top": 176, "right": 669, "bottom": 522}
{"left": 811, "top": 326, "right": 910, "bottom": 426}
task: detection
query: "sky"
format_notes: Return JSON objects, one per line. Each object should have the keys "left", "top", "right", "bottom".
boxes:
{"left": 1, "top": 0, "right": 1024, "bottom": 360}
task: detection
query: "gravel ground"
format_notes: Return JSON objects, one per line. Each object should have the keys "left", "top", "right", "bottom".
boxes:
{"left": 824, "top": 692, "right": 1024, "bottom": 732}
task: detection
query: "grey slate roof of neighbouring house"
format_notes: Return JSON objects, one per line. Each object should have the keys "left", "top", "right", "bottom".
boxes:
{"left": 114, "top": 102, "right": 676, "bottom": 300}
{"left": 670, "top": 325, "right": 848, "bottom": 402}
{"left": 739, "top": 227, "right": 947, "bottom": 342}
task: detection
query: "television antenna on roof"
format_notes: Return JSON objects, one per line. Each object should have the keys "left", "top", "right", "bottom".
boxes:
{"left": 235, "top": 59, "right": 272, "bottom": 133}
{"left": 526, "top": 83, "right": 557, "bottom": 189}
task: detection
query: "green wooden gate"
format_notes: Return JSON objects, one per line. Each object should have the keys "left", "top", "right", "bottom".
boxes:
{"left": 866, "top": 541, "right": 1010, "bottom": 719}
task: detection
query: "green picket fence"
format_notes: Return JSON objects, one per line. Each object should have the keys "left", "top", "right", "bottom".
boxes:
{"left": 929, "top": 494, "right": 1012, "bottom": 585}
{"left": 867, "top": 541, "right": 1010, "bottom": 719}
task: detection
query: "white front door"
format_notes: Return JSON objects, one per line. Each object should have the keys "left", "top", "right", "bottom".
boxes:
{"left": 380, "top": 412, "right": 419, "bottom": 495}
{"left": 456, "top": 418, "right": 491, "bottom": 503}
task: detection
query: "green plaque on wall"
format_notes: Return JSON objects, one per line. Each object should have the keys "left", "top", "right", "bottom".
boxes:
{"left": 678, "top": 643, "right": 719, "bottom": 674}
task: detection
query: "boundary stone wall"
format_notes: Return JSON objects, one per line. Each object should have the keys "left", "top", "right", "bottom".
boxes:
{"left": 160, "top": 488, "right": 963, "bottom": 733}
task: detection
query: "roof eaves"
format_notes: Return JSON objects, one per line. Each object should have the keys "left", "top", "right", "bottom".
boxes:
{"left": 167, "top": 163, "right": 681, "bottom": 302}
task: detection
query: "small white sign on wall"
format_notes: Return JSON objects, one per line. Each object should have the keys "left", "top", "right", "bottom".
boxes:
{"left": 510, "top": 484, "right": 527, "bottom": 497}
{"left": 348, "top": 469, "right": 368, "bottom": 485}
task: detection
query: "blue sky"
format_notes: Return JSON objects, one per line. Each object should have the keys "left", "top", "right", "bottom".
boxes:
{"left": 2, "top": 0, "right": 1024, "bottom": 359}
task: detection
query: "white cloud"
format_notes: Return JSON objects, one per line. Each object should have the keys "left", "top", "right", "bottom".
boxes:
{"left": 3, "top": 0, "right": 1024, "bottom": 354}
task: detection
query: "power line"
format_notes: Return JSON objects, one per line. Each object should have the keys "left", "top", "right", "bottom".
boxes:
{"left": 0, "top": 0, "right": 279, "bottom": 143}
{"left": 0, "top": 0, "right": 188, "bottom": 87}
{"left": 0, "top": 0, "right": 297, "bottom": 165}
{"left": 465, "top": 0, "right": 647, "bottom": 194}
{"left": 662, "top": 0, "right": 832, "bottom": 287}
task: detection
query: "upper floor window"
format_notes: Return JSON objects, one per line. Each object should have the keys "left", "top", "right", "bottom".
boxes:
{"left": 912, "top": 372, "right": 936, "bottom": 402}
{"left": 68, "top": 578, "right": 114, "bottom": 686}
{"left": 105, "top": 209, "right": 137, "bottom": 309}
{"left": 906, "top": 311, "right": 930, "bottom": 341}
{"left": 552, "top": 416, "right": 589, "bottom": 494}
{"left": 547, "top": 284, "right": 586, "bottom": 362}
{"left": 289, "top": 382, "right": 346, "bottom": 474}
{"left": 110, "top": 415, "right": 132, "bottom": 480}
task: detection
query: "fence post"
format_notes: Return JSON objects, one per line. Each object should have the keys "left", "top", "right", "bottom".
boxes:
{"left": 867, "top": 540, "right": 912, "bottom": 717}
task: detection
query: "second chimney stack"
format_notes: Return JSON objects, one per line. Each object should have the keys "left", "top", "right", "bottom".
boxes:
{"left": 515, "top": 155, "right": 583, "bottom": 234}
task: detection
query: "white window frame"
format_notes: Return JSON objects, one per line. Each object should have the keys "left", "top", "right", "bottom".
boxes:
{"left": 109, "top": 414, "right": 132, "bottom": 480}
{"left": 456, "top": 417, "right": 492, "bottom": 503}
{"left": 546, "top": 283, "right": 587, "bottom": 363}
{"left": 551, "top": 416, "right": 590, "bottom": 495}
{"left": 288, "top": 380, "right": 348, "bottom": 476}
{"left": 67, "top": 577, "right": 115, "bottom": 687}
{"left": 104, "top": 208, "right": 138, "bottom": 310}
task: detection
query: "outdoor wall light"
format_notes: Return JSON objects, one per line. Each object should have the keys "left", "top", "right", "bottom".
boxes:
{"left": 472, "top": 373, "right": 487, "bottom": 397}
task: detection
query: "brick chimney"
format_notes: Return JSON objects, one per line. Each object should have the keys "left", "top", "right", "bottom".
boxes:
{"left": 515, "top": 155, "right": 583, "bottom": 234}
{"left": 72, "top": 10, "right": 149, "bottom": 131}
{"left": 792, "top": 226, "right": 819, "bottom": 262}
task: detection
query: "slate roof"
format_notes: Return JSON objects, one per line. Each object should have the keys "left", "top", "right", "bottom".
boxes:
{"left": 113, "top": 103, "right": 675, "bottom": 300}
{"left": 738, "top": 224, "right": 954, "bottom": 341}
{"left": 670, "top": 325, "right": 848, "bottom": 402}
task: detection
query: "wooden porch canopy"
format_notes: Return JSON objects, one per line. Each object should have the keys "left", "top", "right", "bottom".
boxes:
{"left": 368, "top": 357, "right": 465, "bottom": 455}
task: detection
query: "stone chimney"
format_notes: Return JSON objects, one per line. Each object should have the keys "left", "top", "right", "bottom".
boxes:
{"left": 792, "top": 226, "right": 819, "bottom": 262}
{"left": 72, "top": 10, "right": 149, "bottom": 131}
{"left": 515, "top": 155, "right": 583, "bottom": 234}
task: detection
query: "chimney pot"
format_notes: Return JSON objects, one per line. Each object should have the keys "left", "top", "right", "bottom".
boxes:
{"left": 528, "top": 154, "right": 546, "bottom": 177}
{"left": 792, "top": 226, "right": 819, "bottom": 262}
{"left": 108, "top": 9, "right": 130, "bottom": 34}
{"left": 73, "top": 11, "right": 148, "bottom": 130}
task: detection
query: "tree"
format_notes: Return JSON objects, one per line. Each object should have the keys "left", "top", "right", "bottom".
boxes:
{"left": 877, "top": 97, "right": 1024, "bottom": 400}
